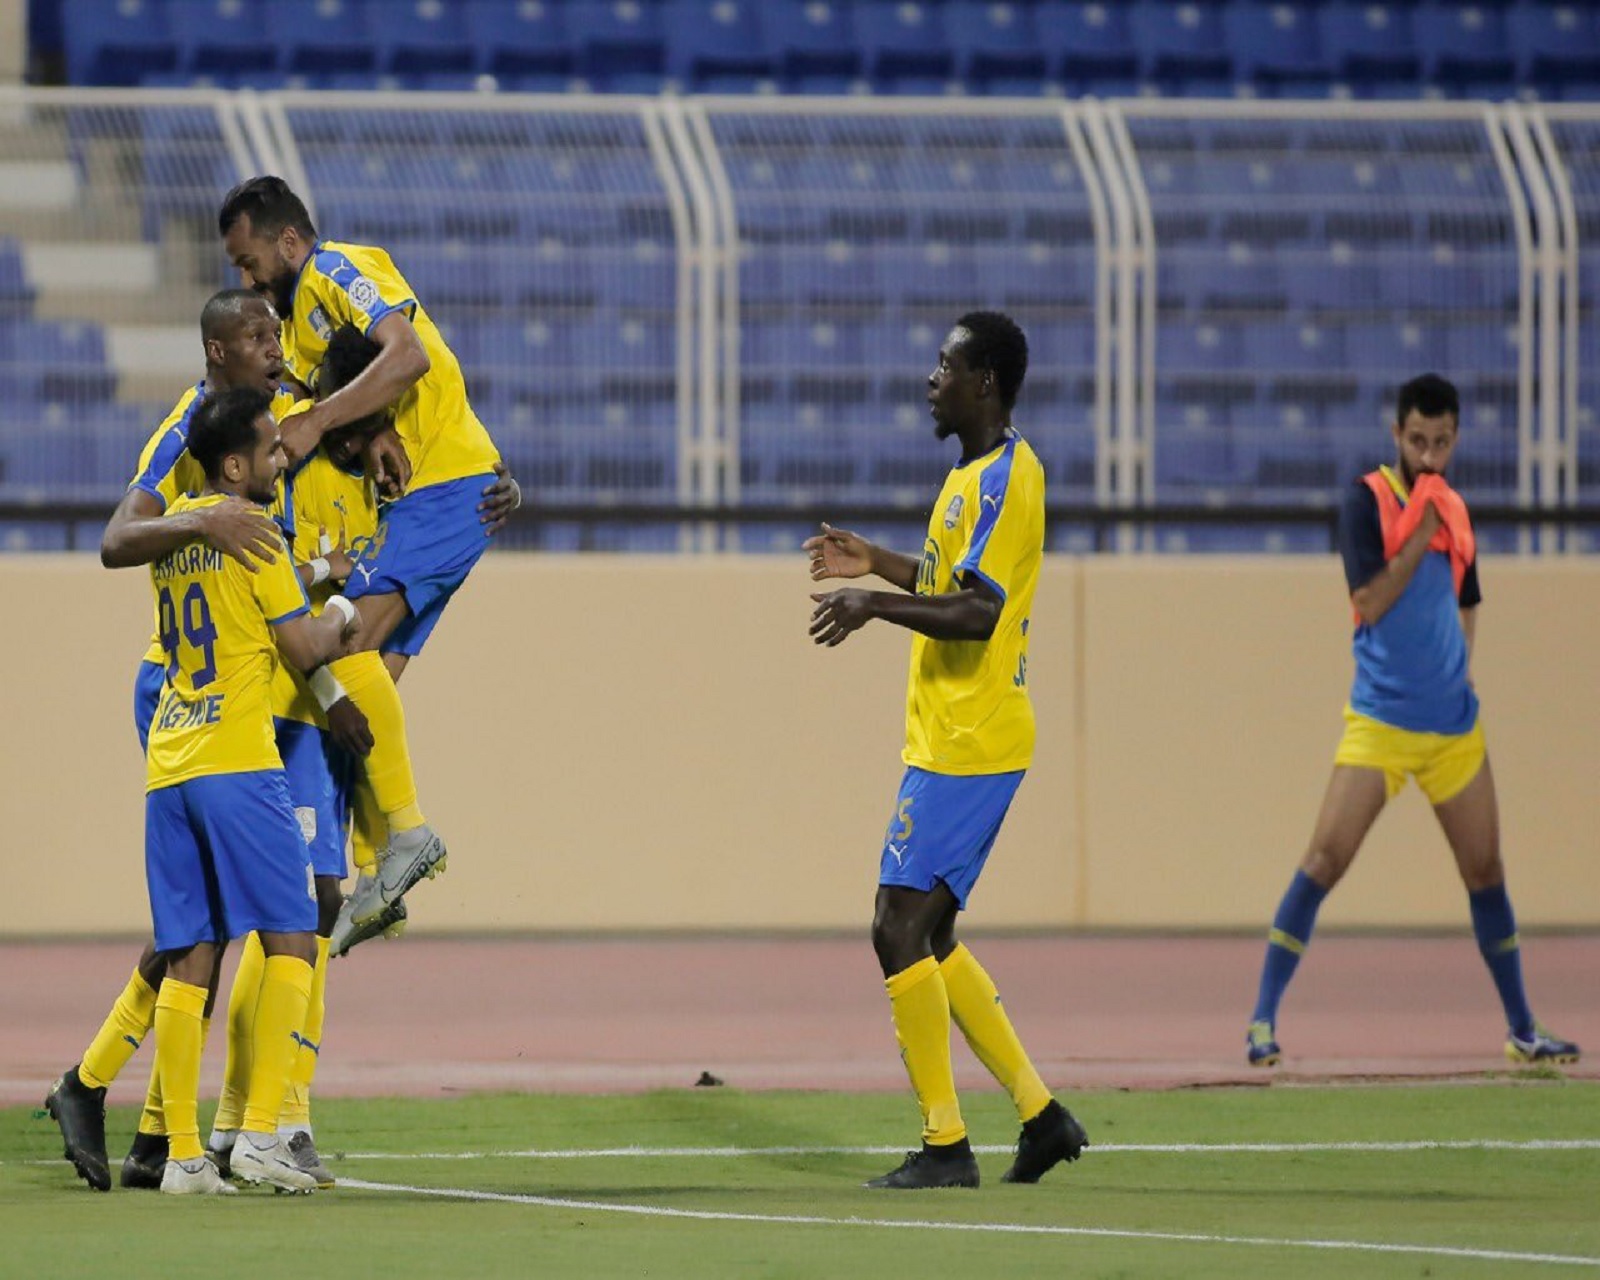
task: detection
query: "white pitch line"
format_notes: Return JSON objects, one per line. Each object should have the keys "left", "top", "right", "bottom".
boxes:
{"left": 340, "top": 1176, "right": 1600, "bottom": 1269}
{"left": 341, "top": 1138, "right": 1600, "bottom": 1161}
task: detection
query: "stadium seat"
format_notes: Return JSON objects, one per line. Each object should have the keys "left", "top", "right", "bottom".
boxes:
{"left": 568, "top": 1, "right": 667, "bottom": 81}
{"left": 463, "top": 0, "right": 574, "bottom": 78}
{"left": 1414, "top": 2, "right": 1516, "bottom": 91}
{"left": 166, "top": 0, "right": 274, "bottom": 77}
{"left": 664, "top": 1, "right": 772, "bottom": 88}
{"left": 1224, "top": 1, "right": 1330, "bottom": 93}
{"left": 854, "top": 1, "right": 955, "bottom": 89}
{"left": 1506, "top": 3, "right": 1600, "bottom": 90}
{"left": 762, "top": 0, "right": 862, "bottom": 84}
{"left": 373, "top": 0, "right": 478, "bottom": 76}
{"left": 1129, "top": 1, "right": 1233, "bottom": 85}
{"left": 944, "top": 3, "right": 1047, "bottom": 89}
{"left": 1035, "top": 2, "right": 1140, "bottom": 88}
{"left": 277, "top": 0, "right": 376, "bottom": 76}
{"left": 62, "top": 0, "right": 178, "bottom": 86}
{"left": 1316, "top": 2, "right": 1420, "bottom": 88}
{"left": 0, "top": 240, "right": 36, "bottom": 314}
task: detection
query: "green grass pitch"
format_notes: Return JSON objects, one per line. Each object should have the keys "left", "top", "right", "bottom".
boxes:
{"left": 3, "top": 1082, "right": 1598, "bottom": 1278}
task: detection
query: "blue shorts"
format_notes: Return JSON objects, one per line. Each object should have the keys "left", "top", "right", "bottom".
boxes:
{"left": 134, "top": 660, "right": 164, "bottom": 752}
{"left": 274, "top": 717, "right": 353, "bottom": 879}
{"left": 879, "top": 766, "right": 1026, "bottom": 908}
{"left": 345, "top": 474, "right": 494, "bottom": 657}
{"left": 145, "top": 770, "right": 317, "bottom": 951}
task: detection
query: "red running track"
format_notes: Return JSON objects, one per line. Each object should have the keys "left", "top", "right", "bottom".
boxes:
{"left": 1, "top": 933, "right": 1594, "bottom": 1105}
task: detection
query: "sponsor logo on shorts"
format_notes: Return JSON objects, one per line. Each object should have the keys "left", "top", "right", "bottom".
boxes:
{"left": 295, "top": 806, "right": 318, "bottom": 845}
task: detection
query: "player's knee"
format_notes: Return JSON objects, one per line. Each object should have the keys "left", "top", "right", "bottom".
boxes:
{"left": 1457, "top": 850, "right": 1504, "bottom": 893}
{"left": 1300, "top": 845, "right": 1349, "bottom": 890}
{"left": 871, "top": 910, "right": 925, "bottom": 976}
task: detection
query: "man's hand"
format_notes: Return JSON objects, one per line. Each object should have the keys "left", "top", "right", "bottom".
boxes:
{"left": 804, "top": 523, "right": 874, "bottom": 581}
{"left": 317, "top": 526, "right": 355, "bottom": 584}
{"left": 278, "top": 401, "right": 331, "bottom": 465}
{"left": 198, "top": 497, "right": 281, "bottom": 572}
{"left": 363, "top": 425, "right": 412, "bottom": 499}
{"left": 477, "top": 461, "right": 521, "bottom": 536}
{"left": 810, "top": 588, "right": 875, "bottom": 647}
{"left": 324, "top": 696, "right": 374, "bottom": 758}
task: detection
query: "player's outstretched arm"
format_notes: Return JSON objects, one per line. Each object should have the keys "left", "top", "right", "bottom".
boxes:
{"left": 804, "top": 522, "right": 919, "bottom": 592}
{"left": 101, "top": 488, "right": 280, "bottom": 571}
{"left": 810, "top": 577, "right": 1000, "bottom": 647}
{"left": 274, "top": 594, "right": 362, "bottom": 673}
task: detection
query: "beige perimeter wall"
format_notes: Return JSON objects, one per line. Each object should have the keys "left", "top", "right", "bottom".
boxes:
{"left": 2, "top": 554, "right": 1596, "bottom": 936}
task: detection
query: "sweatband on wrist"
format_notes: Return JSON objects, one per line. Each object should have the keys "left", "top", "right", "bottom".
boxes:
{"left": 308, "top": 557, "right": 331, "bottom": 586}
{"left": 324, "top": 595, "right": 356, "bottom": 628}
{"left": 307, "top": 666, "right": 348, "bottom": 712}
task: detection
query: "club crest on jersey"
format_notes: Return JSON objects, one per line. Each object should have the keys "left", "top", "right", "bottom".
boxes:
{"left": 308, "top": 305, "right": 333, "bottom": 340}
{"left": 347, "top": 275, "right": 382, "bottom": 315}
{"left": 943, "top": 494, "right": 964, "bottom": 529}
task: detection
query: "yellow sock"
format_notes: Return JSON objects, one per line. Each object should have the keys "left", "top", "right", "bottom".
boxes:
{"left": 886, "top": 956, "right": 965, "bottom": 1147}
{"left": 138, "top": 1017, "right": 206, "bottom": 1137}
{"left": 153, "top": 979, "right": 207, "bottom": 1162}
{"left": 940, "top": 944, "right": 1052, "bottom": 1124}
{"left": 212, "top": 932, "right": 265, "bottom": 1133}
{"left": 329, "top": 652, "right": 425, "bottom": 833}
{"left": 281, "top": 936, "right": 330, "bottom": 1129}
{"left": 242, "top": 955, "right": 314, "bottom": 1134}
{"left": 78, "top": 968, "right": 158, "bottom": 1090}
{"left": 350, "top": 773, "right": 385, "bottom": 876}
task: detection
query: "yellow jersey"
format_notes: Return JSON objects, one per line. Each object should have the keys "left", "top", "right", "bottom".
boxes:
{"left": 146, "top": 493, "right": 311, "bottom": 791}
{"left": 132, "top": 383, "right": 302, "bottom": 666}
{"left": 280, "top": 239, "right": 499, "bottom": 492}
{"left": 904, "top": 433, "right": 1045, "bottom": 776}
{"left": 268, "top": 450, "right": 380, "bottom": 728}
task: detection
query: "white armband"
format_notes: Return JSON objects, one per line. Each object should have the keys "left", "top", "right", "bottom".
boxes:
{"left": 324, "top": 594, "right": 357, "bottom": 629}
{"left": 308, "top": 557, "right": 331, "bottom": 586}
{"left": 307, "top": 665, "right": 348, "bottom": 712}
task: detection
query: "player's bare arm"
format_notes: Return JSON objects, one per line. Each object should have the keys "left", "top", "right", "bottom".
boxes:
{"left": 101, "top": 487, "right": 279, "bottom": 572}
{"left": 273, "top": 595, "right": 362, "bottom": 673}
{"left": 1350, "top": 499, "right": 1442, "bottom": 626}
{"left": 282, "top": 312, "right": 429, "bottom": 468}
{"left": 810, "top": 576, "right": 1001, "bottom": 647}
{"left": 805, "top": 522, "right": 920, "bottom": 592}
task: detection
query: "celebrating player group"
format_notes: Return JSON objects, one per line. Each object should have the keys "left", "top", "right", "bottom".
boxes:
{"left": 42, "top": 175, "right": 1579, "bottom": 1202}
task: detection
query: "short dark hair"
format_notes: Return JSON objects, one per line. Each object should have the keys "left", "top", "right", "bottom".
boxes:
{"left": 319, "top": 323, "right": 390, "bottom": 437}
{"left": 188, "top": 386, "right": 274, "bottom": 481}
{"left": 1396, "top": 373, "right": 1460, "bottom": 427}
{"left": 217, "top": 175, "right": 316, "bottom": 240}
{"left": 199, "top": 287, "right": 270, "bottom": 344}
{"left": 954, "top": 310, "right": 1028, "bottom": 410}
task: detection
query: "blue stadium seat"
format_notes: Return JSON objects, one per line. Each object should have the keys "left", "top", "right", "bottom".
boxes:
{"left": 277, "top": 0, "right": 375, "bottom": 76}
{"left": 568, "top": 1, "right": 667, "bottom": 81}
{"left": 1414, "top": 2, "right": 1515, "bottom": 91}
{"left": 1506, "top": 3, "right": 1600, "bottom": 90}
{"left": 464, "top": 0, "right": 575, "bottom": 77}
{"left": 374, "top": 0, "right": 478, "bottom": 76}
{"left": 1242, "top": 319, "right": 1344, "bottom": 373}
{"left": 984, "top": 246, "right": 1094, "bottom": 309}
{"left": 854, "top": 1, "right": 955, "bottom": 89}
{"left": 1129, "top": 1, "right": 1233, "bottom": 85}
{"left": 762, "top": 0, "right": 862, "bottom": 84}
{"left": 882, "top": 242, "right": 981, "bottom": 308}
{"left": 1035, "top": 2, "right": 1140, "bottom": 88}
{"left": 1159, "top": 319, "right": 1244, "bottom": 369}
{"left": 1316, "top": 2, "right": 1420, "bottom": 87}
{"left": 945, "top": 3, "right": 1047, "bottom": 89}
{"left": 1282, "top": 249, "right": 1383, "bottom": 312}
{"left": 62, "top": 0, "right": 178, "bottom": 85}
{"left": 1224, "top": 1, "right": 1329, "bottom": 92}
{"left": 1345, "top": 319, "right": 1447, "bottom": 375}
{"left": 0, "top": 240, "right": 35, "bottom": 314}
{"left": 664, "top": 1, "right": 772, "bottom": 88}
{"left": 166, "top": 0, "right": 275, "bottom": 77}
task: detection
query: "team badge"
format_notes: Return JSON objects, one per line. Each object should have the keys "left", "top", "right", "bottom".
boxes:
{"left": 347, "top": 275, "right": 382, "bottom": 315}
{"left": 943, "top": 494, "right": 964, "bottom": 529}
{"left": 308, "top": 304, "right": 332, "bottom": 340}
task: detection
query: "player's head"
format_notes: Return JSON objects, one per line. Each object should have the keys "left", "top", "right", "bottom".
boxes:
{"left": 189, "top": 385, "right": 283, "bottom": 504}
{"left": 319, "top": 323, "right": 387, "bottom": 468}
{"left": 928, "top": 311, "right": 1028, "bottom": 441}
{"left": 1393, "top": 373, "right": 1460, "bottom": 485}
{"left": 218, "top": 176, "right": 317, "bottom": 319}
{"left": 200, "top": 288, "right": 283, "bottom": 393}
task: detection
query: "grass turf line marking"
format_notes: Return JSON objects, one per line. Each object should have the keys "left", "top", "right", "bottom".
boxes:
{"left": 340, "top": 1177, "right": 1600, "bottom": 1269}
{"left": 342, "top": 1138, "right": 1600, "bottom": 1161}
